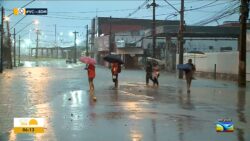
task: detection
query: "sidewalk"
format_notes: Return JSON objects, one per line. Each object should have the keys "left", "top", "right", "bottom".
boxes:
{"left": 0, "top": 63, "right": 249, "bottom": 141}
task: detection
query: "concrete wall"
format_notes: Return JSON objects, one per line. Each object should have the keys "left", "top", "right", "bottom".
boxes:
{"left": 177, "top": 51, "right": 250, "bottom": 81}
{"left": 184, "top": 38, "right": 238, "bottom": 52}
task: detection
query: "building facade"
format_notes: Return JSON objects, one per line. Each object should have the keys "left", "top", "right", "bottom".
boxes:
{"left": 90, "top": 17, "right": 179, "bottom": 67}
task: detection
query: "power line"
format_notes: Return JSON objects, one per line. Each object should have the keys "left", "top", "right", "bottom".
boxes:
{"left": 7, "top": 0, "right": 36, "bottom": 32}
{"left": 39, "top": 15, "right": 92, "bottom": 20}
{"left": 47, "top": 3, "right": 171, "bottom": 15}
{"left": 9, "top": 22, "right": 85, "bottom": 28}
{"left": 127, "top": 0, "right": 150, "bottom": 18}
{"left": 16, "top": 22, "right": 33, "bottom": 35}
{"left": 49, "top": 8, "right": 142, "bottom": 14}
{"left": 185, "top": 0, "right": 234, "bottom": 12}
{"left": 192, "top": 1, "right": 240, "bottom": 25}
{"left": 7, "top": 0, "right": 36, "bottom": 17}
{"left": 185, "top": 0, "right": 219, "bottom": 12}
{"left": 163, "top": 0, "right": 179, "bottom": 13}
{"left": 10, "top": 16, "right": 26, "bottom": 30}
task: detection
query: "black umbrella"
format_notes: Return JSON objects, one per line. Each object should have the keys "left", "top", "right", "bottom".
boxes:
{"left": 103, "top": 54, "right": 124, "bottom": 64}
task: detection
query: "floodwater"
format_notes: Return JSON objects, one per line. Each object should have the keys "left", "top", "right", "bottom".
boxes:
{"left": 0, "top": 60, "right": 249, "bottom": 141}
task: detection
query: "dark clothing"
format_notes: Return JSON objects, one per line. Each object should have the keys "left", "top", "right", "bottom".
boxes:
{"left": 153, "top": 77, "right": 159, "bottom": 86}
{"left": 146, "top": 63, "right": 153, "bottom": 73}
{"left": 146, "top": 73, "right": 154, "bottom": 85}
{"left": 112, "top": 74, "right": 118, "bottom": 87}
{"left": 111, "top": 63, "right": 120, "bottom": 88}
{"left": 184, "top": 63, "right": 196, "bottom": 74}
{"left": 146, "top": 63, "right": 153, "bottom": 85}
{"left": 185, "top": 63, "right": 196, "bottom": 91}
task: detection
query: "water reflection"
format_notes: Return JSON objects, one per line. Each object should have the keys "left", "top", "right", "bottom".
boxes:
{"left": 70, "top": 90, "right": 84, "bottom": 107}
{"left": 23, "top": 68, "right": 54, "bottom": 141}
{"left": 237, "top": 88, "right": 246, "bottom": 123}
{"left": 25, "top": 68, "right": 50, "bottom": 106}
{"left": 151, "top": 119, "right": 157, "bottom": 141}
{"left": 177, "top": 118, "right": 184, "bottom": 141}
{"left": 176, "top": 88, "right": 194, "bottom": 141}
{"left": 236, "top": 88, "right": 246, "bottom": 141}
{"left": 112, "top": 89, "right": 119, "bottom": 101}
{"left": 130, "top": 130, "right": 143, "bottom": 141}
{"left": 177, "top": 88, "right": 194, "bottom": 110}
{"left": 8, "top": 130, "right": 16, "bottom": 141}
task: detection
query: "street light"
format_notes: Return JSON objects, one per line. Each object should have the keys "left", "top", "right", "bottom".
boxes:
{"left": 32, "top": 20, "right": 40, "bottom": 59}
{"left": 4, "top": 16, "right": 10, "bottom": 21}
{"left": 33, "top": 20, "right": 39, "bottom": 25}
{"left": 76, "top": 39, "right": 81, "bottom": 45}
{"left": 68, "top": 31, "right": 74, "bottom": 37}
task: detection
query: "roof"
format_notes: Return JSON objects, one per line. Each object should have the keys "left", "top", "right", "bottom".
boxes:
{"left": 145, "top": 25, "right": 240, "bottom": 38}
{"left": 97, "top": 17, "right": 179, "bottom": 27}
{"left": 95, "top": 17, "right": 180, "bottom": 35}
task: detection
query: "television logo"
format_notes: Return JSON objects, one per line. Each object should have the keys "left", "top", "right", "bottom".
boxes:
{"left": 13, "top": 8, "right": 47, "bottom": 15}
{"left": 216, "top": 118, "right": 234, "bottom": 132}
{"left": 13, "top": 8, "right": 26, "bottom": 15}
{"left": 13, "top": 118, "right": 45, "bottom": 134}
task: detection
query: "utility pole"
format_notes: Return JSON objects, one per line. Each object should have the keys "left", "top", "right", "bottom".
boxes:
{"left": 36, "top": 29, "right": 39, "bottom": 58}
{"left": 178, "top": 0, "right": 184, "bottom": 79}
{"left": 6, "top": 20, "right": 12, "bottom": 69}
{"left": 86, "top": 25, "right": 89, "bottom": 56}
{"left": 152, "top": 0, "right": 156, "bottom": 58}
{"left": 238, "top": 0, "right": 249, "bottom": 87}
{"left": 13, "top": 28, "right": 16, "bottom": 67}
{"left": 18, "top": 35, "right": 21, "bottom": 66}
{"left": 148, "top": 0, "right": 157, "bottom": 58}
{"left": 0, "top": 7, "right": 4, "bottom": 73}
{"left": 73, "top": 31, "right": 78, "bottom": 63}
{"left": 55, "top": 24, "right": 58, "bottom": 58}
{"left": 109, "top": 16, "right": 112, "bottom": 54}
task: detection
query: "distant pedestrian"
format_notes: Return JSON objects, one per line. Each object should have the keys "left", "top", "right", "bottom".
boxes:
{"left": 86, "top": 64, "right": 95, "bottom": 92}
{"left": 111, "top": 62, "right": 121, "bottom": 88}
{"left": 146, "top": 61, "right": 154, "bottom": 86}
{"left": 152, "top": 63, "right": 160, "bottom": 87}
{"left": 185, "top": 59, "right": 196, "bottom": 93}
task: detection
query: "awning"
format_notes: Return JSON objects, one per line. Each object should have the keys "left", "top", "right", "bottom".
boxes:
{"left": 116, "top": 47, "right": 143, "bottom": 55}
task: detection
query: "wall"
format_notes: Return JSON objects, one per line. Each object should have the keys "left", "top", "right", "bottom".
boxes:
{"left": 94, "top": 36, "right": 109, "bottom": 51}
{"left": 184, "top": 38, "right": 238, "bottom": 52}
{"left": 177, "top": 52, "right": 250, "bottom": 81}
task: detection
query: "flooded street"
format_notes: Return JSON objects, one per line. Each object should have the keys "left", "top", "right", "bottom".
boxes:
{"left": 0, "top": 60, "right": 250, "bottom": 141}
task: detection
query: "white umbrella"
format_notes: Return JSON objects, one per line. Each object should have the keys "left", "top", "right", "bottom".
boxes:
{"left": 147, "top": 57, "right": 165, "bottom": 65}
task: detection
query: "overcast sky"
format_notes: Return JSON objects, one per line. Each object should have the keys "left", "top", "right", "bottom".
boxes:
{"left": 1, "top": 0, "right": 241, "bottom": 47}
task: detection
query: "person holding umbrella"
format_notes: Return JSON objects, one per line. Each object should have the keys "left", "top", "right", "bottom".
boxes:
{"left": 111, "top": 62, "right": 121, "bottom": 88}
{"left": 79, "top": 56, "right": 97, "bottom": 101}
{"left": 152, "top": 62, "right": 160, "bottom": 87}
{"left": 103, "top": 54, "right": 123, "bottom": 88}
{"left": 146, "top": 61, "right": 153, "bottom": 86}
{"left": 185, "top": 59, "right": 196, "bottom": 93}
{"left": 86, "top": 63, "right": 95, "bottom": 92}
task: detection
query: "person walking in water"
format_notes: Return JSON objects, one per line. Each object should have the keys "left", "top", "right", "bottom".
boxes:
{"left": 146, "top": 61, "right": 154, "bottom": 86}
{"left": 111, "top": 62, "right": 121, "bottom": 88}
{"left": 152, "top": 63, "right": 160, "bottom": 87}
{"left": 86, "top": 64, "right": 95, "bottom": 92}
{"left": 185, "top": 59, "right": 196, "bottom": 93}
{"left": 86, "top": 63, "right": 97, "bottom": 101}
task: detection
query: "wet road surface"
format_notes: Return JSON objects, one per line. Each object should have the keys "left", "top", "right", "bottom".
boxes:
{"left": 0, "top": 60, "right": 250, "bottom": 141}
